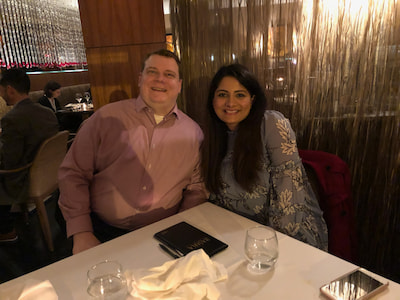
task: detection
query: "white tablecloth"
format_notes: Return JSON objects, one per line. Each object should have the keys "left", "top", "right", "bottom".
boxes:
{"left": 0, "top": 203, "right": 399, "bottom": 299}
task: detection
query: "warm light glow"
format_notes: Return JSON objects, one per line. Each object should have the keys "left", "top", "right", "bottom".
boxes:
{"left": 300, "top": 0, "right": 394, "bottom": 56}
{"left": 347, "top": 0, "right": 368, "bottom": 17}
{"left": 319, "top": 0, "right": 369, "bottom": 19}
{"left": 303, "top": 0, "right": 393, "bottom": 23}
{"left": 254, "top": 34, "right": 264, "bottom": 55}
{"left": 268, "top": 28, "right": 274, "bottom": 56}
{"left": 258, "top": 34, "right": 264, "bottom": 53}
{"left": 292, "top": 29, "right": 298, "bottom": 54}
{"left": 302, "top": 0, "right": 314, "bottom": 17}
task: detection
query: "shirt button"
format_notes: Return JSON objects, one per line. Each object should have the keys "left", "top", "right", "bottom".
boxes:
{"left": 142, "top": 186, "right": 147, "bottom": 191}
{"left": 148, "top": 164, "right": 152, "bottom": 169}
{"left": 152, "top": 144, "right": 156, "bottom": 149}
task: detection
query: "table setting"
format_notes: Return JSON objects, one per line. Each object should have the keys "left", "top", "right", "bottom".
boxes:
{"left": 0, "top": 203, "right": 399, "bottom": 299}
{"left": 63, "top": 102, "right": 94, "bottom": 112}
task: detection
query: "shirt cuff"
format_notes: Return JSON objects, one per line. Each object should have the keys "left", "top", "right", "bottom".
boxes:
{"left": 66, "top": 214, "right": 93, "bottom": 238}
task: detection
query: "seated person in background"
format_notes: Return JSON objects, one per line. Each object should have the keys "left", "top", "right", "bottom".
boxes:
{"left": 201, "top": 64, "right": 328, "bottom": 250}
{"left": 0, "top": 69, "right": 59, "bottom": 243}
{"left": 38, "top": 81, "right": 62, "bottom": 112}
{"left": 58, "top": 49, "right": 207, "bottom": 254}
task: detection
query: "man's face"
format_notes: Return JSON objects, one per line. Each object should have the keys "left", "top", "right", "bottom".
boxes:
{"left": 138, "top": 54, "right": 182, "bottom": 115}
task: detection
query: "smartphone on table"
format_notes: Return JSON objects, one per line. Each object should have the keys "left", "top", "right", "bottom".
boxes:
{"left": 320, "top": 268, "right": 389, "bottom": 300}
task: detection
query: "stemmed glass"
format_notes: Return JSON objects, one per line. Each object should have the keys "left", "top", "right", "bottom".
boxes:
{"left": 244, "top": 226, "right": 279, "bottom": 274}
{"left": 75, "top": 93, "right": 83, "bottom": 111}
{"left": 84, "top": 91, "right": 91, "bottom": 103}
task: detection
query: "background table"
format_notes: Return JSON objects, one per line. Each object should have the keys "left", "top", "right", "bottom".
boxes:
{"left": 56, "top": 105, "right": 94, "bottom": 133}
{"left": 0, "top": 203, "right": 399, "bottom": 299}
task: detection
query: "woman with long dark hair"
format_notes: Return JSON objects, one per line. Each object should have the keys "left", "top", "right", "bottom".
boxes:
{"left": 201, "top": 64, "right": 328, "bottom": 250}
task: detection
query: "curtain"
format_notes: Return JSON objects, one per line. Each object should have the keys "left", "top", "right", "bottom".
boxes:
{"left": 0, "top": 0, "right": 86, "bottom": 69}
{"left": 170, "top": 0, "right": 400, "bottom": 281}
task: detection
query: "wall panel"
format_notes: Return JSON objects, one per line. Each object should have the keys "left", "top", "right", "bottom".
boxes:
{"left": 77, "top": 0, "right": 166, "bottom": 108}
{"left": 29, "top": 71, "right": 90, "bottom": 92}
{"left": 79, "top": 0, "right": 165, "bottom": 48}
{"left": 86, "top": 43, "right": 165, "bottom": 106}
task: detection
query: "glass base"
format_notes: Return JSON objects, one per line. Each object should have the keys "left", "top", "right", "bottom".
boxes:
{"left": 247, "top": 262, "right": 275, "bottom": 274}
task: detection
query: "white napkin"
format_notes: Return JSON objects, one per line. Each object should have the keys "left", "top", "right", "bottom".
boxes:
{"left": 127, "top": 249, "right": 227, "bottom": 300}
{"left": 18, "top": 279, "right": 57, "bottom": 300}
{"left": 0, "top": 279, "right": 58, "bottom": 300}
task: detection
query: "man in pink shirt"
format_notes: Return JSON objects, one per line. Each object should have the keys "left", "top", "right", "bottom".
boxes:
{"left": 58, "top": 49, "right": 207, "bottom": 254}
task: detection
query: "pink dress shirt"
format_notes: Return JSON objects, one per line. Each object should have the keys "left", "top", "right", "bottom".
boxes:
{"left": 58, "top": 96, "right": 207, "bottom": 237}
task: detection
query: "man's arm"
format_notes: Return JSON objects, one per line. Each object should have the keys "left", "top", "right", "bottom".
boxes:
{"left": 72, "top": 232, "right": 100, "bottom": 255}
{"left": 179, "top": 155, "right": 208, "bottom": 211}
{"left": 58, "top": 116, "right": 99, "bottom": 253}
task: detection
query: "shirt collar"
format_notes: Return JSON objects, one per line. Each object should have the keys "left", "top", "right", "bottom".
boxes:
{"left": 136, "top": 95, "right": 179, "bottom": 120}
{"left": 13, "top": 98, "right": 31, "bottom": 108}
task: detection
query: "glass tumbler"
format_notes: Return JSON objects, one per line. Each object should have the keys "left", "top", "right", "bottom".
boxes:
{"left": 244, "top": 226, "right": 279, "bottom": 274}
{"left": 87, "top": 260, "right": 127, "bottom": 299}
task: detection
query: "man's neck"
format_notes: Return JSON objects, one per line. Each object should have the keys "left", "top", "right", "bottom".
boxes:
{"left": 9, "top": 94, "right": 29, "bottom": 106}
{"left": 145, "top": 102, "right": 175, "bottom": 117}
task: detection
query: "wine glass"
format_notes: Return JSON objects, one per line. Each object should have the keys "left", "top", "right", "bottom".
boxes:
{"left": 75, "top": 93, "right": 83, "bottom": 103}
{"left": 84, "top": 91, "right": 91, "bottom": 103}
{"left": 75, "top": 93, "right": 83, "bottom": 110}
{"left": 87, "top": 260, "right": 127, "bottom": 299}
{"left": 244, "top": 226, "right": 279, "bottom": 274}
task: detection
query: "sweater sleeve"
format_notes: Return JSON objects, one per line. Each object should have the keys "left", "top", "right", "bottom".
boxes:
{"left": 263, "top": 111, "right": 328, "bottom": 250}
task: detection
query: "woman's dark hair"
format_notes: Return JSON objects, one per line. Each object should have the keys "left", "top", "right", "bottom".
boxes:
{"left": 44, "top": 81, "right": 61, "bottom": 98}
{"left": 201, "top": 63, "right": 267, "bottom": 193}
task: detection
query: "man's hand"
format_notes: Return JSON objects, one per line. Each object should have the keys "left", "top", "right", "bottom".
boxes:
{"left": 72, "top": 232, "right": 100, "bottom": 255}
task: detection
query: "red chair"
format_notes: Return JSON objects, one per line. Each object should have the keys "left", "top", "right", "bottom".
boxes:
{"left": 299, "top": 149, "right": 358, "bottom": 262}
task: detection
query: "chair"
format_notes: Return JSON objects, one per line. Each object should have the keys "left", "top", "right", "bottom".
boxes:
{"left": 0, "top": 130, "right": 69, "bottom": 251}
{"left": 299, "top": 149, "right": 358, "bottom": 262}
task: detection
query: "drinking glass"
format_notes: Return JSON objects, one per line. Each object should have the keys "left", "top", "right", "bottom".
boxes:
{"left": 87, "top": 260, "right": 127, "bottom": 299}
{"left": 75, "top": 93, "right": 83, "bottom": 104}
{"left": 84, "top": 91, "right": 91, "bottom": 103}
{"left": 244, "top": 226, "right": 279, "bottom": 274}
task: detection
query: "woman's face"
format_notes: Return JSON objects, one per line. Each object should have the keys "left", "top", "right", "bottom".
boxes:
{"left": 51, "top": 88, "right": 61, "bottom": 98}
{"left": 213, "top": 76, "right": 253, "bottom": 131}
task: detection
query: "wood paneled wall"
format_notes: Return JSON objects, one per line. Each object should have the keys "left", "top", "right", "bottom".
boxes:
{"left": 29, "top": 71, "right": 89, "bottom": 92}
{"left": 77, "top": 0, "right": 166, "bottom": 108}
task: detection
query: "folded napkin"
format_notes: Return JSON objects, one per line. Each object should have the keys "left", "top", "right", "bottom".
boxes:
{"left": 64, "top": 103, "right": 76, "bottom": 108}
{"left": 0, "top": 279, "right": 58, "bottom": 300}
{"left": 127, "top": 249, "right": 227, "bottom": 300}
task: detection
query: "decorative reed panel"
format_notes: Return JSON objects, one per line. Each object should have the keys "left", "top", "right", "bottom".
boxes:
{"left": 171, "top": 0, "right": 400, "bottom": 282}
{"left": 0, "top": 0, "right": 86, "bottom": 69}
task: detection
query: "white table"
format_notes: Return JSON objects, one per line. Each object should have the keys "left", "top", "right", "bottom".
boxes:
{"left": 1, "top": 202, "right": 399, "bottom": 299}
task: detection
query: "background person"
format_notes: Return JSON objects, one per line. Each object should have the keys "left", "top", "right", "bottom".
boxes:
{"left": 38, "top": 81, "right": 62, "bottom": 112}
{"left": 201, "top": 63, "right": 328, "bottom": 250}
{"left": 58, "top": 49, "right": 207, "bottom": 254}
{"left": 0, "top": 69, "right": 59, "bottom": 243}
